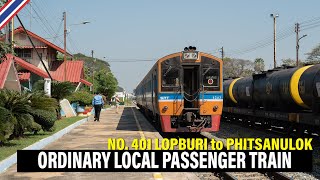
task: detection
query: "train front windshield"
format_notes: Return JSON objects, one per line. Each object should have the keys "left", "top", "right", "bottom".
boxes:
{"left": 161, "top": 57, "right": 181, "bottom": 91}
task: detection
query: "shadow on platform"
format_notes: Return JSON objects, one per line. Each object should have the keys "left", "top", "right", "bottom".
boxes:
{"left": 116, "top": 107, "right": 157, "bottom": 132}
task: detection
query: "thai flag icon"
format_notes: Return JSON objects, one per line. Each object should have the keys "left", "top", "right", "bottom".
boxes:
{"left": 0, "top": 0, "right": 30, "bottom": 30}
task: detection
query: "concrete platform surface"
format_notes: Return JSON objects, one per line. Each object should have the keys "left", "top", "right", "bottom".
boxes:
{"left": 0, "top": 107, "right": 199, "bottom": 180}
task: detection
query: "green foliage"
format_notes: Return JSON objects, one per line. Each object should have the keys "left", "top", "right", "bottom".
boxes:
{"left": 223, "top": 57, "right": 254, "bottom": 78}
{"left": 281, "top": 58, "right": 298, "bottom": 66}
{"left": 29, "top": 109, "right": 56, "bottom": 132}
{"left": 67, "top": 91, "right": 94, "bottom": 106}
{"left": 306, "top": 43, "right": 320, "bottom": 64}
{"left": 73, "top": 53, "right": 110, "bottom": 77}
{"left": 254, "top": 58, "right": 265, "bottom": 73}
{"left": 117, "top": 86, "right": 124, "bottom": 92}
{"left": 33, "top": 81, "right": 75, "bottom": 101}
{"left": 0, "top": 90, "right": 58, "bottom": 142}
{"left": 0, "top": 90, "right": 34, "bottom": 138}
{"left": 0, "top": 107, "right": 15, "bottom": 143}
{"left": 94, "top": 69, "right": 118, "bottom": 98}
{"left": 29, "top": 92, "right": 58, "bottom": 112}
{"left": 0, "top": 41, "right": 11, "bottom": 59}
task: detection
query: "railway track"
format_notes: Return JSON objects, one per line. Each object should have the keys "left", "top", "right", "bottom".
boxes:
{"left": 136, "top": 105, "right": 317, "bottom": 179}
{"left": 221, "top": 172, "right": 269, "bottom": 180}
{"left": 200, "top": 132, "right": 294, "bottom": 180}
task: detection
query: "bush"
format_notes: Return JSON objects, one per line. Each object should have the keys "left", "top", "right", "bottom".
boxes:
{"left": 29, "top": 92, "right": 58, "bottom": 113}
{"left": 0, "top": 107, "right": 15, "bottom": 143}
{"left": 27, "top": 121, "right": 42, "bottom": 134}
{"left": 0, "top": 90, "right": 58, "bottom": 142}
{"left": 67, "top": 91, "right": 94, "bottom": 106}
{"left": 30, "top": 109, "right": 56, "bottom": 131}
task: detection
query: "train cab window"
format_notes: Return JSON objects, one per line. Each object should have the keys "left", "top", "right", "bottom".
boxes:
{"left": 161, "top": 57, "right": 181, "bottom": 91}
{"left": 201, "top": 57, "right": 220, "bottom": 91}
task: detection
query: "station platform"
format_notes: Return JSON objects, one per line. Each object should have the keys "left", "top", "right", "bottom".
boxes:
{"left": 0, "top": 106, "right": 199, "bottom": 180}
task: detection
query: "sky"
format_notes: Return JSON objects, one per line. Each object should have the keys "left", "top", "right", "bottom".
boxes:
{"left": 15, "top": 0, "right": 320, "bottom": 93}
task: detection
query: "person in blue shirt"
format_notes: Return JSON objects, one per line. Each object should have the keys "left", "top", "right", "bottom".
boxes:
{"left": 92, "top": 93, "right": 104, "bottom": 122}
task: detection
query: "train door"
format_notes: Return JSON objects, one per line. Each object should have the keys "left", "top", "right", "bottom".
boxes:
{"left": 183, "top": 66, "right": 200, "bottom": 108}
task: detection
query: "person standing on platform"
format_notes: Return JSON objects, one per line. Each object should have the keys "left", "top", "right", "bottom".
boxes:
{"left": 92, "top": 93, "right": 104, "bottom": 122}
{"left": 115, "top": 95, "right": 121, "bottom": 114}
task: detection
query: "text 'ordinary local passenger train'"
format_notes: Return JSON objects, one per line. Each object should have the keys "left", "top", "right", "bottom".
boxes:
{"left": 135, "top": 47, "right": 223, "bottom": 132}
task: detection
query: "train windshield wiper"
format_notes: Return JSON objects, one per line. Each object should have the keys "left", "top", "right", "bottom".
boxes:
{"left": 163, "top": 66, "right": 172, "bottom": 77}
{"left": 202, "top": 67, "right": 212, "bottom": 76}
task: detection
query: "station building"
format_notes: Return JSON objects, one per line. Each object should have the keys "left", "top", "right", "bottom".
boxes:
{"left": 0, "top": 27, "right": 92, "bottom": 91}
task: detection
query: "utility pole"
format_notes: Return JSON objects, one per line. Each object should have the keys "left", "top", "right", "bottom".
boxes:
{"left": 91, "top": 50, "right": 94, "bottom": 94}
{"left": 271, "top": 13, "right": 279, "bottom": 69}
{"left": 221, "top": 46, "right": 224, "bottom": 61}
{"left": 295, "top": 23, "right": 300, "bottom": 67}
{"left": 11, "top": 18, "right": 14, "bottom": 53}
{"left": 63, "top": 11, "right": 67, "bottom": 81}
{"left": 295, "top": 23, "right": 307, "bottom": 67}
{"left": 29, "top": 1, "right": 32, "bottom": 30}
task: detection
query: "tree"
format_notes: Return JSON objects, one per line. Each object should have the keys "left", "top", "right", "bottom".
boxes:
{"left": 0, "top": 90, "right": 58, "bottom": 143}
{"left": 254, "top": 58, "right": 265, "bottom": 73}
{"left": 117, "top": 86, "right": 124, "bottom": 92}
{"left": 0, "top": 42, "right": 11, "bottom": 59}
{"left": 73, "top": 53, "right": 111, "bottom": 79}
{"left": 281, "top": 58, "right": 297, "bottom": 66}
{"left": 94, "top": 69, "right": 118, "bottom": 99}
{"left": 306, "top": 43, "right": 320, "bottom": 64}
{"left": 223, "top": 58, "right": 254, "bottom": 78}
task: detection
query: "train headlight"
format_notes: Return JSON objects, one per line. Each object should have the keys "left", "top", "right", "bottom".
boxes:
{"left": 162, "top": 106, "right": 168, "bottom": 112}
{"left": 213, "top": 105, "right": 219, "bottom": 112}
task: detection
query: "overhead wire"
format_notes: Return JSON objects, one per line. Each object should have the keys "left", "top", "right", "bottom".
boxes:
{"left": 225, "top": 15, "right": 320, "bottom": 57}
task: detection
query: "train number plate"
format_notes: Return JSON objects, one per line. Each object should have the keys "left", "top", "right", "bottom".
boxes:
{"left": 183, "top": 52, "right": 198, "bottom": 60}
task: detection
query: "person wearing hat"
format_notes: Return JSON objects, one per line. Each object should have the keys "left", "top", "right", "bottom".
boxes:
{"left": 92, "top": 92, "right": 104, "bottom": 121}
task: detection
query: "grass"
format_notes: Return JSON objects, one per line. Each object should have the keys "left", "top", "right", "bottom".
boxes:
{"left": 0, "top": 116, "right": 84, "bottom": 161}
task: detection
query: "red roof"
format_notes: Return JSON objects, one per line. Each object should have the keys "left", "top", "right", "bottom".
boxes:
{"left": 18, "top": 72, "right": 31, "bottom": 82}
{"left": 0, "top": 58, "right": 12, "bottom": 88}
{"left": 10, "top": 54, "right": 50, "bottom": 78}
{"left": 50, "top": 61, "right": 85, "bottom": 83}
{"left": 80, "top": 79, "right": 92, "bottom": 86}
{"left": 15, "top": 46, "right": 48, "bottom": 49}
{"left": 1, "top": 27, "right": 72, "bottom": 57}
{"left": 6, "top": 54, "right": 92, "bottom": 86}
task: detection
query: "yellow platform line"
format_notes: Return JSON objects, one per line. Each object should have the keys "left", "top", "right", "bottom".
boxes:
{"left": 153, "top": 172, "right": 163, "bottom": 180}
{"left": 130, "top": 107, "right": 146, "bottom": 139}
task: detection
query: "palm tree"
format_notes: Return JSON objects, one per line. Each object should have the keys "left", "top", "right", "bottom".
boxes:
{"left": 0, "top": 107, "right": 15, "bottom": 144}
{"left": 0, "top": 90, "right": 34, "bottom": 138}
{"left": 0, "top": 90, "right": 60, "bottom": 143}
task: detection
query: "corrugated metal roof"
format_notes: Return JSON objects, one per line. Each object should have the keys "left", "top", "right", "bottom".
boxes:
{"left": 18, "top": 72, "right": 31, "bottom": 82}
{"left": 6, "top": 54, "right": 92, "bottom": 87}
{"left": 10, "top": 54, "right": 50, "bottom": 78}
{"left": 15, "top": 46, "right": 48, "bottom": 49}
{"left": 50, "top": 61, "right": 84, "bottom": 83}
{"left": 80, "top": 79, "right": 92, "bottom": 86}
{"left": 0, "top": 58, "right": 12, "bottom": 88}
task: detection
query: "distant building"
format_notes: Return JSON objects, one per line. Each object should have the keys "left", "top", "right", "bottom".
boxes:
{"left": 113, "top": 91, "right": 126, "bottom": 101}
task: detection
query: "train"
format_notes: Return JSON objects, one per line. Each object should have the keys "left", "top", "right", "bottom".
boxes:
{"left": 223, "top": 64, "right": 320, "bottom": 134}
{"left": 135, "top": 47, "right": 223, "bottom": 132}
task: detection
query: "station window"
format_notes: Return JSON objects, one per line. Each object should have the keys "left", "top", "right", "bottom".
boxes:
{"left": 15, "top": 49, "right": 32, "bottom": 59}
{"left": 161, "top": 57, "right": 181, "bottom": 91}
